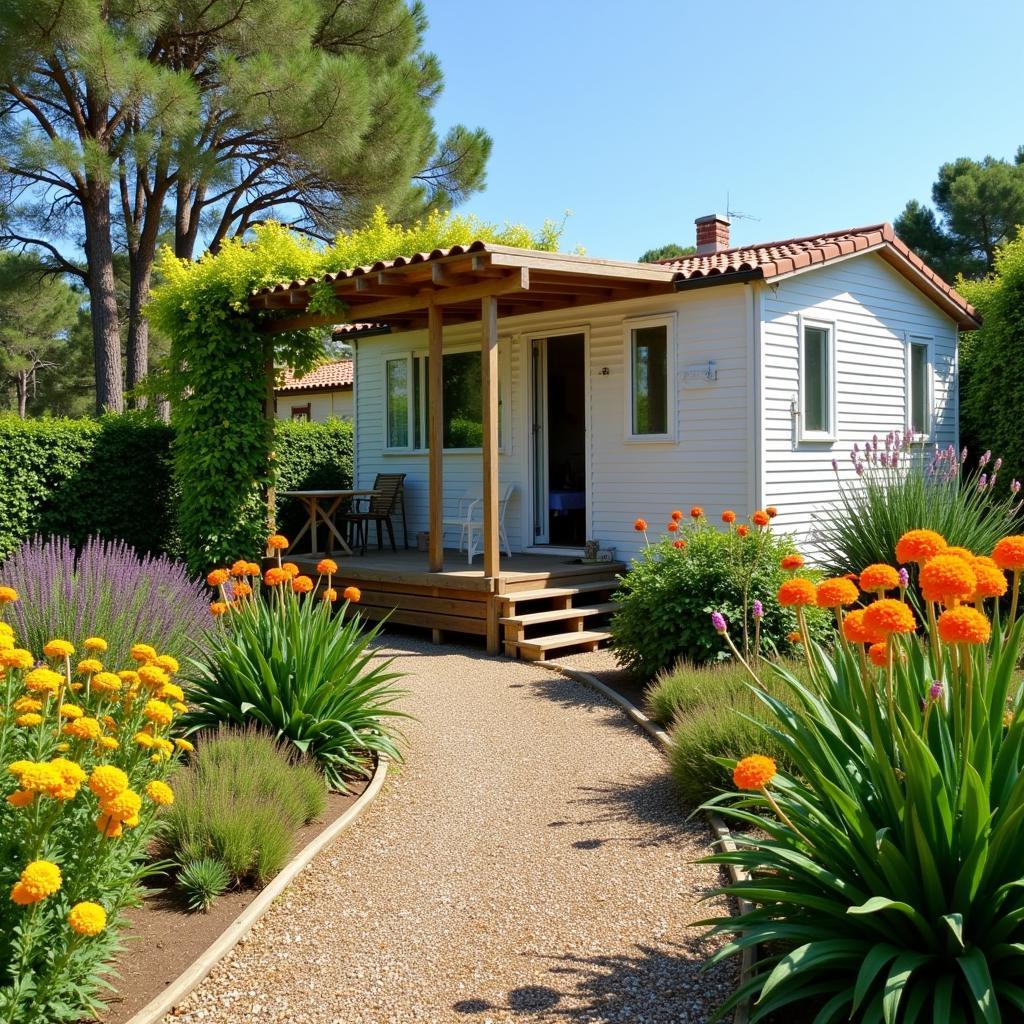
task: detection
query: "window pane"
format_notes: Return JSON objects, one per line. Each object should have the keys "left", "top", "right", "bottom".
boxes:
{"left": 386, "top": 358, "right": 409, "bottom": 447}
{"left": 443, "top": 351, "right": 483, "bottom": 448}
{"left": 911, "top": 343, "right": 929, "bottom": 434}
{"left": 413, "top": 357, "right": 425, "bottom": 450}
{"left": 803, "top": 326, "right": 829, "bottom": 433}
{"left": 632, "top": 325, "right": 668, "bottom": 435}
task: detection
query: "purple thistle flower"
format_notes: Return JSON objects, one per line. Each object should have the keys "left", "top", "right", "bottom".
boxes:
{"left": 711, "top": 611, "right": 727, "bottom": 634}
{"left": 929, "top": 681, "right": 944, "bottom": 702}
{"left": 752, "top": 600, "right": 764, "bottom": 619}
{"left": 898, "top": 568, "right": 909, "bottom": 588}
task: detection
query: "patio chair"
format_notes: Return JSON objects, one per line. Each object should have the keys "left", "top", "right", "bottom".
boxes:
{"left": 443, "top": 483, "right": 515, "bottom": 564}
{"left": 341, "top": 473, "right": 408, "bottom": 554}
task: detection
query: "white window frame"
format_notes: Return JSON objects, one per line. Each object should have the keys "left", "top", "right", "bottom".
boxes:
{"left": 797, "top": 315, "right": 838, "bottom": 443}
{"left": 384, "top": 354, "right": 415, "bottom": 451}
{"left": 905, "top": 333, "right": 934, "bottom": 441}
{"left": 624, "top": 313, "right": 677, "bottom": 443}
{"left": 383, "top": 344, "right": 510, "bottom": 454}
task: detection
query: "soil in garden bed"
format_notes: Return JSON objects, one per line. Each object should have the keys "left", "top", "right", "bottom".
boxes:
{"left": 96, "top": 781, "right": 368, "bottom": 1024}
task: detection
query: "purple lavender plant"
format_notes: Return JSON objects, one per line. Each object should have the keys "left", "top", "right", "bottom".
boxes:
{"left": 0, "top": 536, "right": 209, "bottom": 667}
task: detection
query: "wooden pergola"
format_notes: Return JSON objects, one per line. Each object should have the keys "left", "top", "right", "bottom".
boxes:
{"left": 251, "top": 243, "right": 679, "bottom": 652}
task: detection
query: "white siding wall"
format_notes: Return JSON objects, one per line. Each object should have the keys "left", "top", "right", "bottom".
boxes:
{"left": 761, "top": 253, "right": 959, "bottom": 554}
{"left": 275, "top": 390, "right": 353, "bottom": 422}
{"left": 352, "top": 283, "right": 753, "bottom": 561}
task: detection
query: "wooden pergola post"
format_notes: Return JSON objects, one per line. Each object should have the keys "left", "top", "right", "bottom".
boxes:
{"left": 427, "top": 302, "right": 444, "bottom": 573}
{"left": 481, "top": 295, "right": 501, "bottom": 654}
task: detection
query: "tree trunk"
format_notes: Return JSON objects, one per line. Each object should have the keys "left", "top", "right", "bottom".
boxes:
{"left": 82, "top": 186, "right": 124, "bottom": 413}
{"left": 15, "top": 370, "right": 27, "bottom": 419}
{"left": 126, "top": 252, "right": 152, "bottom": 406}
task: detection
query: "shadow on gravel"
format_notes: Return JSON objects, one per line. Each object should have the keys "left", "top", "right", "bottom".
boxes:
{"left": 518, "top": 675, "right": 643, "bottom": 737}
{"left": 452, "top": 940, "right": 732, "bottom": 1022}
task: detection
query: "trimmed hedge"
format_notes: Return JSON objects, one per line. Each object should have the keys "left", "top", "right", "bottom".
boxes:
{"left": 0, "top": 415, "right": 353, "bottom": 562}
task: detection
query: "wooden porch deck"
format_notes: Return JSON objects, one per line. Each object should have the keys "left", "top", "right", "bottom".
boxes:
{"left": 290, "top": 548, "right": 627, "bottom": 657}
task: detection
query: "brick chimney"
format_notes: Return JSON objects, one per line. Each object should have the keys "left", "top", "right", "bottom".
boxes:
{"left": 695, "top": 214, "right": 731, "bottom": 255}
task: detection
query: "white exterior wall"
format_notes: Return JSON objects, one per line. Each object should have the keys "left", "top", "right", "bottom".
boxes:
{"left": 275, "top": 389, "right": 353, "bottom": 422}
{"left": 760, "top": 253, "right": 959, "bottom": 554}
{"left": 352, "top": 283, "right": 753, "bottom": 561}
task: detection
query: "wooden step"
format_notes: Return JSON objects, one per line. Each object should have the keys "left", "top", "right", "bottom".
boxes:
{"left": 498, "top": 579, "right": 618, "bottom": 606}
{"left": 500, "top": 602, "right": 618, "bottom": 628}
{"left": 517, "top": 629, "right": 612, "bottom": 662}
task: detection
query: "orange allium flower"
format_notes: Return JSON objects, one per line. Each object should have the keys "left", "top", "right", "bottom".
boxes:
{"left": 633, "top": 518, "right": 648, "bottom": 532}
{"left": 264, "top": 567, "right": 287, "bottom": 586}
{"left": 777, "top": 578, "right": 817, "bottom": 607}
{"left": 766, "top": 506, "right": 779, "bottom": 518}
{"left": 944, "top": 546, "right": 974, "bottom": 560}
{"left": 721, "top": 510, "right": 736, "bottom": 524}
{"left": 780, "top": 554, "right": 804, "bottom": 571}
{"left": 343, "top": 586, "right": 361, "bottom": 603}
{"left": 209, "top": 601, "right": 228, "bottom": 617}
{"left": 842, "top": 608, "right": 877, "bottom": 645}
{"left": 206, "top": 568, "right": 229, "bottom": 587}
{"left": 993, "top": 536, "right": 1024, "bottom": 572}
{"left": 0, "top": 585, "right": 18, "bottom": 604}
{"left": 868, "top": 641, "right": 889, "bottom": 667}
{"left": 230, "top": 560, "right": 250, "bottom": 577}
{"left": 282, "top": 562, "right": 299, "bottom": 579}
{"left": 667, "top": 521, "right": 678, "bottom": 532}
{"left": 858, "top": 564, "right": 900, "bottom": 594}
{"left": 816, "top": 577, "right": 859, "bottom": 608}
{"left": 737, "top": 525, "right": 749, "bottom": 537}
{"left": 971, "top": 556, "right": 1008, "bottom": 599}
{"left": 752, "top": 510, "right": 770, "bottom": 528}
{"left": 316, "top": 559, "right": 338, "bottom": 576}
{"left": 787, "top": 631, "right": 803, "bottom": 644}
{"left": 690, "top": 506, "right": 703, "bottom": 519}
{"left": 322, "top": 587, "right": 338, "bottom": 602}
{"left": 291, "top": 575, "right": 314, "bottom": 594}
{"left": 246, "top": 562, "right": 261, "bottom": 576}
{"left": 938, "top": 606, "right": 991, "bottom": 645}
{"left": 919, "top": 554, "right": 977, "bottom": 605}
{"left": 233, "top": 582, "right": 252, "bottom": 598}
{"left": 673, "top": 539, "right": 686, "bottom": 549}
{"left": 732, "top": 755, "right": 777, "bottom": 790}
{"left": 863, "top": 599, "right": 916, "bottom": 637}
{"left": 671, "top": 510, "right": 683, "bottom": 522}
{"left": 895, "top": 529, "right": 947, "bottom": 565}
{"left": 267, "top": 534, "right": 289, "bottom": 550}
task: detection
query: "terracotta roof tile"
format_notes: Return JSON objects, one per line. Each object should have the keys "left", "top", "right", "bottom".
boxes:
{"left": 276, "top": 359, "right": 353, "bottom": 394}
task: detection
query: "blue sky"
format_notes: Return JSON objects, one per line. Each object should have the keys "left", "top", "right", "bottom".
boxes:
{"left": 423, "top": 0, "right": 1024, "bottom": 260}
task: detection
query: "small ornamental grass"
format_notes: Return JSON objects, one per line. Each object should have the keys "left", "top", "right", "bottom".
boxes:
{"left": 701, "top": 530, "right": 1024, "bottom": 1022}
{"left": 160, "top": 727, "right": 326, "bottom": 890}
{"left": 183, "top": 544, "right": 407, "bottom": 789}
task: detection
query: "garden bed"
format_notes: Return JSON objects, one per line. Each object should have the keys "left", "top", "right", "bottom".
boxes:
{"left": 98, "top": 782, "right": 369, "bottom": 1024}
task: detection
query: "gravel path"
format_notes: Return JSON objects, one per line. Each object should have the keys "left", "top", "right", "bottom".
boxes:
{"left": 166, "top": 637, "right": 735, "bottom": 1024}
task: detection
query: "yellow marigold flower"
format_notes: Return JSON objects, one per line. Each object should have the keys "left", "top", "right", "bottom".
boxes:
{"left": 316, "top": 558, "right": 338, "bottom": 576}
{"left": 153, "top": 737, "right": 174, "bottom": 755}
{"left": 58, "top": 703, "right": 83, "bottom": 720}
{"left": 49, "top": 758, "right": 86, "bottom": 800}
{"left": 117, "top": 670, "right": 140, "bottom": 686}
{"left": 868, "top": 641, "right": 889, "bottom": 667}
{"left": 98, "top": 736, "right": 119, "bottom": 751}
{"left": 8, "top": 759, "right": 32, "bottom": 777}
{"left": 24, "top": 668, "right": 62, "bottom": 695}
{"left": 172, "top": 701, "right": 188, "bottom": 714}
{"left": 174, "top": 737, "right": 194, "bottom": 752}
{"left": 938, "top": 606, "right": 992, "bottom": 645}
{"left": 159, "top": 682, "right": 184, "bottom": 702}
{"left": 291, "top": 575, "right": 314, "bottom": 594}
{"left": 343, "top": 586, "right": 361, "bottom": 604}
{"left": 101, "top": 714, "right": 117, "bottom": 730}
{"left": 95, "top": 814, "right": 123, "bottom": 838}
{"left": 993, "top": 536, "right": 1024, "bottom": 572}
{"left": 100, "top": 788, "right": 141, "bottom": 823}
{"left": 62, "top": 717, "right": 102, "bottom": 741}
{"left": 895, "top": 529, "right": 947, "bottom": 565}
{"left": 88, "top": 765, "right": 128, "bottom": 801}
{"left": 134, "top": 732, "right": 154, "bottom": 749}
{"left": 10, "top": 860, "right": 61, "bottom": 904}
{"left": 154, "top": 655, "right": 179, "bottom": 675}
{"left": 145, "top": 780, "right": 174, "bottom": 806}
{"left": 0, "top": 585, "right": 18, "bottom": 604}
{"left": 733, "top": 755, "right": 777, "bottom": 790}
{"left": 6, "top": 790, "right": 34, "bottom": 808}
{"left": 206, "top": 568, "right": 229, "bottom": 587}
{"left": 12, "top": 696, "right": 41, "bottom": 714}
{"left": 13, "top": 761, "right": 63, "bottom": 797}
{"left": 777, "top": 578, "right": 817, "bottom": 607}
{"left": 863, "top": 599, "right": 917, "bottom": 637}
{"left": 138, "top": 665, "right": 169, "bottom": 691}
{"left": 816, "top": 577, "right": 859, "bottom": 608}
{"left": 83, "top": 637, "right": 108, "bottom": 652}
{"left": 267, "top": 534, "right": 289, "bottom": 550}
{"left": 0, "top": 649, "right": 34, "bottom": 670}
{"left": 322, "top": 588, "right": 338, "bottom": 603}
{"left": 920, "top": 554, "right": 977, "bottom": 605}
{"left": 43, "top": 639, "right": 74, "bottom": 659}
{"left": 91, "top": 672, "right": 122, "bottom": 695}
{"left": 68, "top": 901, "right": 106, "bottom": 936}
{"left": 282, "top": 562, "right": 299, "bottom": 579}
{"left": 15, "top": 713, "right": 42, "bottom": 727}
{"left": 130, "top": 643, "right": 157, "bottom": 664}
{"left": 859, "top": 564, "right": 901, "bottom": 594}
{"left": 76, "top": 659, "right": 102, "bottom": 675}
{"left": 143, "top": 699, "right": 173, "bottom": 727}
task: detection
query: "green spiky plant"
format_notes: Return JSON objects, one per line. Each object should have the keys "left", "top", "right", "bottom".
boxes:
{"left": 701, "top": 540, "right": 1024, "bottom": 1023}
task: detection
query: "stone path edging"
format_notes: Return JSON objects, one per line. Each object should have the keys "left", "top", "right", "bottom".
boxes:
{"left": 537, "top": 662, "right": 755, "bottom": 1024}
{"left": 122, "top": 755, "right": 390, "bottom": 1024}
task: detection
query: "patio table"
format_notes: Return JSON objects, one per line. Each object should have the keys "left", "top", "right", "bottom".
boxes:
{"left": 279, "top": 489, "right": 377, "bottom": 556}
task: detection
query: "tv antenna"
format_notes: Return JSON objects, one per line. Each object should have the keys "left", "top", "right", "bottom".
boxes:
{"left": 726, "top": 192, "right": 760, "bottom": 223}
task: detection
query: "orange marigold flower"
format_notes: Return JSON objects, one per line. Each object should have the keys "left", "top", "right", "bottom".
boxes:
{"left": 264, "top": 568, "right": 287, "bottom": 586}
{"left": 281, "top": 562, "right": 299, "bottom": 579}
{"left": 246, "top": 562, "right": 261, "bottom": 576}
{"left": 863, "top": 599, "right": 917, "bottom": 637}
{"left": 895, "top": 529, "right": 947, "bottom": 565}
{"left": 672, "top": 539, "right": 686, "bottom": 549}
{"left": 816, "top": 577, "right": 859, "bottom": 608}
{"left": 859, "top": 564, "right": 901, "bottom": 594}
{"left": 229, "top": 559, "right": 250, "bottom": 577}
{"left": 233, "top": 582, "right": 252, "bottom": 598}
{"left": 670, "top": 510, "right": 683, "bottom": 522}
{"left": 633, "top": 518, "right": 648, "bottom": 532}
{"left": 868, "top": 641, "right": 889, "bottom": 667}
{"left": 732, "top": 755, "right": 776, "bottom": 790}
{"left": 777, "top": 578, "right": 817, "bottom": 607}
{"left": 343, "top": 586, "right": 361, "bottom": 603}
{"left": 322, "top": 587, "right": 338, "bottom": 602}
{"left": 787, "top": 631, "right": 803, "bottom": 644}
{"left": 291, "top": 575, "right": 314, "bottom": 594}
{"left": 206, "top": 568, "right": 229, "bottom": 587}
{"left": 842, "top": 608, "right": 878, "bottom": 645}
{"left": 780, "top": 554, "right": 804, "bottom": 571}
{"left": 993, "top": 536, "right": 1024, "bottom": 572}
{"left": 766, "top": 506, "right": 779, "bottom": 518}
{"left": 919, "top": 554, "right": 977, "bottom": 605}
{"left": 666, "top": 521, "right": 678, "bottom": 532}
{"left": 938, "top": 606, "right": 992, "bottom": 645}
{"left": 267, "top": 534, "right": 289, "bottom": 550}
{"left": 971, "top": 556, "right": 1008, "bottom": 599}
{"left": 944, "top": 546, "right": 974, "bottom": 560}
{"left": 209, "top": 601, "right": 228, "bottom": 617}
{"left": 737, "top": 525, "right": 749, "bottom": 537}
{"left": 0, "top": 585, "right": 18, "bottom": 604}
{"left": 316, "top": 559, "right": 338, "bottom": 576}
{"left": 721, "top": 510, "right": 736, "bottom": 524}
{"left": 752, "top": 510, "right": 770, "bottom": 528}
{"left": 690, "top": 506, "right": 703, "bottom": 519}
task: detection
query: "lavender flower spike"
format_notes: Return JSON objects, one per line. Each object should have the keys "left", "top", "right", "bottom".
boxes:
{"left": 1013, "top": 479, "right": 1022, "bottom": 494}
{"left": 995, "top": 457, "right": 1003, "bottom": 473}
{"left": 898, "top": 567, "right": 909, "bottom": 588}
{"left": 711, "top": 611, "right": 727, "bottom": 634}
{"left": 752, "top": 600, "right": 764, "bottom": 619}
{"left": 929, "top": 681, "right": 944, "bottom": 702}
{"left": 831, "top": 458, "right": 839, "bottom": 472}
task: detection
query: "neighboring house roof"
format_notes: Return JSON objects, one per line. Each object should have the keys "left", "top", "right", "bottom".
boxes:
{"left": 659, "top": 223, "right": 979, "bottom": 329}
{"left": 276, "top": 360, "right": 353, "bottom": 394}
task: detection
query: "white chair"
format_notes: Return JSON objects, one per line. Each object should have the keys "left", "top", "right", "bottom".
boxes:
{"left": 443, "top": 484, "right": 515, "bottom": 564}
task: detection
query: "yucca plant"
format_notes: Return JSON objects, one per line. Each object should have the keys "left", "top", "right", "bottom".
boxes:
{"left": 702, "top": 532, "right": 1024, "bottom": 1022}
{"left": 183, "top": 585, "right": 407, "bottom": 790}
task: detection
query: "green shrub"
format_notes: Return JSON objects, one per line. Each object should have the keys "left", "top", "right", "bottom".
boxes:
{"left": 274, "top": 418, "right": 353, "bottom": 540}
{"left": 177, "top": 858, "right": 231, "bottom": 913}
{"left": 162, "top": 727, "right": 327, "bottom": 888}
{"left": 813, "top": 431, "right": 1020, "bottom": 578}
{"left": 183, "top": 583, "right": 408, "bottom": 789}
{"left": 611, "top": 519, "right": 830, "bottom": 679}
